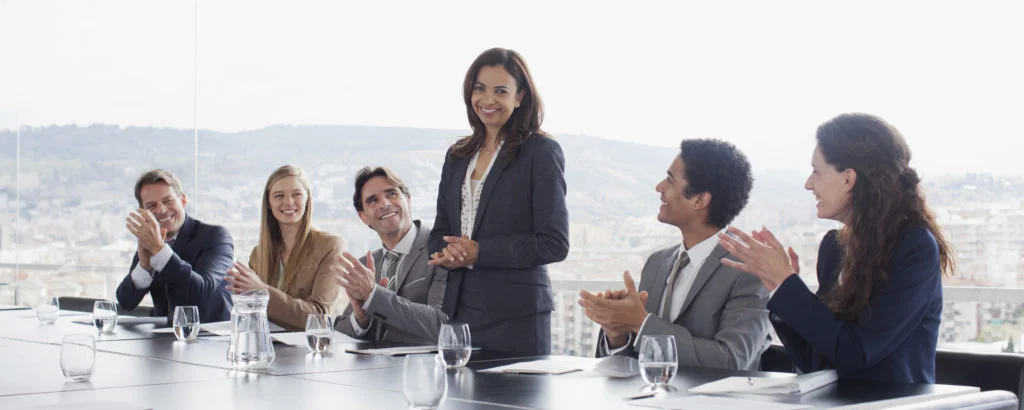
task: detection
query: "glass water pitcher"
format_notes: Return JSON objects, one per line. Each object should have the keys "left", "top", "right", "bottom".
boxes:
{"left": 226, "top": 289, "right": 275, "bottom": 369}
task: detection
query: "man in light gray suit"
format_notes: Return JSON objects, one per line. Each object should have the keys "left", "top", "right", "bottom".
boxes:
{"left": 579, "top": 138, "right": 771, "bottom": 370}
{"left": 334, "top": 167, "right": 447, "bottom": 344}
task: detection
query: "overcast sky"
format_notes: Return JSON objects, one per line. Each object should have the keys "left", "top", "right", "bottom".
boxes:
{"left": 1, "top": 0, "right": 1022, "bottom": 175}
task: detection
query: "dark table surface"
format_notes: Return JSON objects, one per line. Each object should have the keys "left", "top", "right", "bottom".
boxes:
{"left": 0, "top": 310, "right": 981, "bottom": 409}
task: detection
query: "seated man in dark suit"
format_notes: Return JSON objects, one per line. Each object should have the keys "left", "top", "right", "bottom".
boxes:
{"left": 117, "top": 169, "right": 234, "bottom": 324}
{"left": 579, "top": 139, "right": 771, "bottom": 370}
{"left": 334, "top": 167, "right": 448, "bottom": 344}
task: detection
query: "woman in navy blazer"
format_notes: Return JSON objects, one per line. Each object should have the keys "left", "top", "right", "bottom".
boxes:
{"left": 718, "top": 113, "right": 955, "bottom": 384}
{"left": 429, "top": 48, "right": 569, "bottom": 356}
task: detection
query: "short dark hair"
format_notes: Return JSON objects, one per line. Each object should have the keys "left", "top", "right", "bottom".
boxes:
{"left": 678, "top": 139, "right": 753, "bottom": 228}
{"left": 353, "top": 166, "right": 411, "bottom": 212}
{"left": 134, "top": 169, "right": 184, "bottom": 207}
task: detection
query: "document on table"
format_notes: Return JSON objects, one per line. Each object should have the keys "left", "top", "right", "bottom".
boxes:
{"left": 272, "top": 331, "right": 363, "bottom": 346}
{"left": 198, "top": 320, "right": 286, "bottom": 336}
{"left": 479, "top": 359, "right": 584, "bottom": 375}
{"left": 344, "top": 345, "right": 440, "bottom": 356}
{"left": 71, "top": 316, "right": 167, "bottom": 326}
{"left": 688, "top": 369, "right": 838, "bottom": 395}
{"left": 629, "top": 394, "right": 813, "bottom": 409}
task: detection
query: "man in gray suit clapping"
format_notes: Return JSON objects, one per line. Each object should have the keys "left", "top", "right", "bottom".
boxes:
{"left": 579, "top": 139, "right": 771, "bottom": 370}
{"left": 334, "top": 167, "right": 448, "bottom": 344}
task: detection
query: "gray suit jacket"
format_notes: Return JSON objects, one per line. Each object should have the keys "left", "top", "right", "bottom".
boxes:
{"left": 335, "top": 221, "right": 448, "bottom": 344}
{"left": 596, "top": 243, "right": 771, "bottom": 370}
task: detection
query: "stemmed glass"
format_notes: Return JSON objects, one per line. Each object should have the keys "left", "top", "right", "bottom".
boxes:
{"left": 638, "top": 335, "right": 678, "bottom": 392}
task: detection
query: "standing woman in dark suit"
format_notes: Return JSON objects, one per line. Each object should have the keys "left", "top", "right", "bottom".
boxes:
{"left": 717, "top": 113, "right": 955, "bottom": 384}
{"left": 429, "top": 48, "right": 569, "bottom": 356}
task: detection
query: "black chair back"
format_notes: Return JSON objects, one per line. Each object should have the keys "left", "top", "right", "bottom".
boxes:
{"left": 57, "top": 296, "right": 155, "bottom": 317}
{"left": 936, "top": 349, "right": 1024, "bottom": 410}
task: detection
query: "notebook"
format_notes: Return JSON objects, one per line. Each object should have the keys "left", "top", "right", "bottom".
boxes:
{"left": 479, "top": 359, "right": 583, "bottom": 375}
{"left": 688, "top": 369, "right": 838, "bottom": 395}
{"left": 344, "top": 345, "right": 440, "bottom": 356}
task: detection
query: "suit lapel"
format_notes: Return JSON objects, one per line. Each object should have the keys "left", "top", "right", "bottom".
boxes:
{"left": 678, "top": 245, "right": 729, "bottom": 316}
{"left": 644, "top": 245, "right": 681, "bottom": 314}
{"left": 449, "top": 156, "right": 469, "bottom": 236}
{"left": 471, "top": 150, "right": 508, "bottom": 238}
{"left": 171, "top": 214, "right": 196, "bottom": 257}
{"left": 371, "top": 249, "right": 384, "bottom": 282}
{"left": 393, "top": 221, "right": 428, "bottom": 291}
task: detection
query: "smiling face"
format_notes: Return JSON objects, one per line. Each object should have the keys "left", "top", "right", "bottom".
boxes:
{"left": 139, "top": 182, "right": 188, "bottom": 238}
{"left": 655, "top": 156, "right": 707, "bottom": 228}
{"left": 357, "top": 175, "right": 412, "bottom": 239}
{"left": 268, "top": 175, "right": 308, "bottom": 227}
{"left": 470, "top": 65, "right": 525, "bottom": 135}
{"left": 805, "top": 146, "right": 855, "bottom": 223}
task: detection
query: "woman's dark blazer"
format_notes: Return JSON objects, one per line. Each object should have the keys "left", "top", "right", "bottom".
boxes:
{"left": 430, "top": 135, "right": 570, "bottom": 326}
{"left": 769, "top": 226, "right": 943, "bottom": 384}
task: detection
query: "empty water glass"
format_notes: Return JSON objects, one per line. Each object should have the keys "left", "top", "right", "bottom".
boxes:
{"left": 403, "top": 354, "right": 446, "bottom": 409}
{"left": 92, "top": 300, "right": 118, "bottom": 334}
{"left": 437, "top": 323, "right": 471, "bottom": 368}
{"left": 37, "top": 296, "right": 60, "bottom": 324}
{"left": 60, "top": 333, "right": 95, "bottom": 382}
{"left": 305, "top": 313, "right": 333, "bottom": 353}
{"left": 638, "top": 334, "right": 678, "bottom": 391}
{"left": 173, "top": 306, "right": 201, "bottom": 342}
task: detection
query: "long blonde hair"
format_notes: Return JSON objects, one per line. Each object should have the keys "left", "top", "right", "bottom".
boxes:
{"left": 253, "top": 165, "right": 314, "bottom": 290}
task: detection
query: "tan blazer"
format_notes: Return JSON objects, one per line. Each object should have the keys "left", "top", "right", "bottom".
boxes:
{"left": 248, "top": 229, "right": 346, "bottom": 331}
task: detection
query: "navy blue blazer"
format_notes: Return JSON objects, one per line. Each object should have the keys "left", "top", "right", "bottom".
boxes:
{"left": 116, "top": 214, "right": 235, "bottom": 324}
{"left": 769, "top": 226, "right": 943, "bottom": 384}
{"left": 431, "top": 135, "right": 570, "bottom": 324}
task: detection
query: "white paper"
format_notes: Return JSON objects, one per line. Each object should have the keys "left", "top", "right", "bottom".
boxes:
{"left": 344, "top": 345, "right": 439, "bottom": 356}
{"left": 200, "top": 320, "right": 285, "bottom": 336}
{"left": 480, "top": 359, "right": 583, "bottom": 375}
{"left": 272, "top": 331, "right": 363, "bottom": 346}
{"left": 689, "top": 370, "right": 838, "bottom": 395}
{"left": 629, "top": 394, "right": 812, "bottom": 410}
{"left": 71, "top": 316, "right": 167, "bottom": 326}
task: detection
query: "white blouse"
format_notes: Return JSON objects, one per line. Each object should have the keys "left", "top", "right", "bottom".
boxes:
{"left": 460, "top": 141, "right": 504, "bottom": 239}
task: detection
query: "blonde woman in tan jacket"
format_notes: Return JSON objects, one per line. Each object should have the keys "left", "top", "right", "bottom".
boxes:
{"left": 225, "top": 165, "right": 346, "bottom": 331}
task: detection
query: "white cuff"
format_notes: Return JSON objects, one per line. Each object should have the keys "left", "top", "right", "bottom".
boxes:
{"left": 633, "top": 313, "right": 655, "bottom": 349}
{"left": 602, "top": 331, "right": 633, "bottom": 355}
{"left": 150, "top": 244, "right": 173, "bottom": 272}
{"left": 129, "top": 262, "right": 153, "bottom": 289}
{"left": 350, "top": 313, "right": 369, "bottom": 337}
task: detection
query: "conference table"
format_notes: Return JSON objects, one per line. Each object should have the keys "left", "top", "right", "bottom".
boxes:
{"left": 0, "top": 309, "right": 980, "bottom": 409}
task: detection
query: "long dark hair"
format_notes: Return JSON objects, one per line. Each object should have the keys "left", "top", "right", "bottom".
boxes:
{"left": 816, "top": 113, "right": 955, "bottom": 321}
{"left": 450, "top": 47, "right": 547, "bottom": 160}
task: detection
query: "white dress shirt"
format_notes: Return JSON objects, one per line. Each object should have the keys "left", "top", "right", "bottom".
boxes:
{"left": 350, "top": 223, "right": 419, "bottom": 336}
{"left": 604, "top": 232, "right": 723, "bottom": 353}
{"left": 129, "top": 233, "right": 179, "bottom": 290}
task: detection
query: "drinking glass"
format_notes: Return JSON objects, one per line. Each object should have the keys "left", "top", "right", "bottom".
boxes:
{"left": 173, "top": 306, "right": 200, "bottom": 342}
{"left": 60, "top": 333, "right": 95, "bottom": 382}
{"left": 403, "top": 354, "right": 446, "bottom": 409}
{"left": 305, "top": 313, "right": 333, "bottom": 353}
{"left": 638, "top": 335, "right": 678, "bottom": 391}
{"left": 36, "top": 296, "right": 60, "bottom": 324}
{"left": 92, "top": 300, "right": 118, "bottom": 334}
{"left": 437, "top": 323, "right": 471, "bottom": 368}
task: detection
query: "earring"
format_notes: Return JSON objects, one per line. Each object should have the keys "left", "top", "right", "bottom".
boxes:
{"left": 515, "top": 103, "right": 520, "bottom": 108}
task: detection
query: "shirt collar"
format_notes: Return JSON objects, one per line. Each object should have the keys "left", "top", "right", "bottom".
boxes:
{"left": 680, "top": 230, "right": 722, "bottom": 268}
{"left": 383, "top": 223, "right": 418, "bottom": 256}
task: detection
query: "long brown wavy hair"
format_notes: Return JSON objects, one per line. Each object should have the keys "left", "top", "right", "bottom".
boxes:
{"left": 816, "top": 113, "right": 955, "bottom": 321}
{"left": 252, "top": 165, "right": 314, "bottom": 290}
{"left": 450, "top": 47, "right": 548, "bottom": 161}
